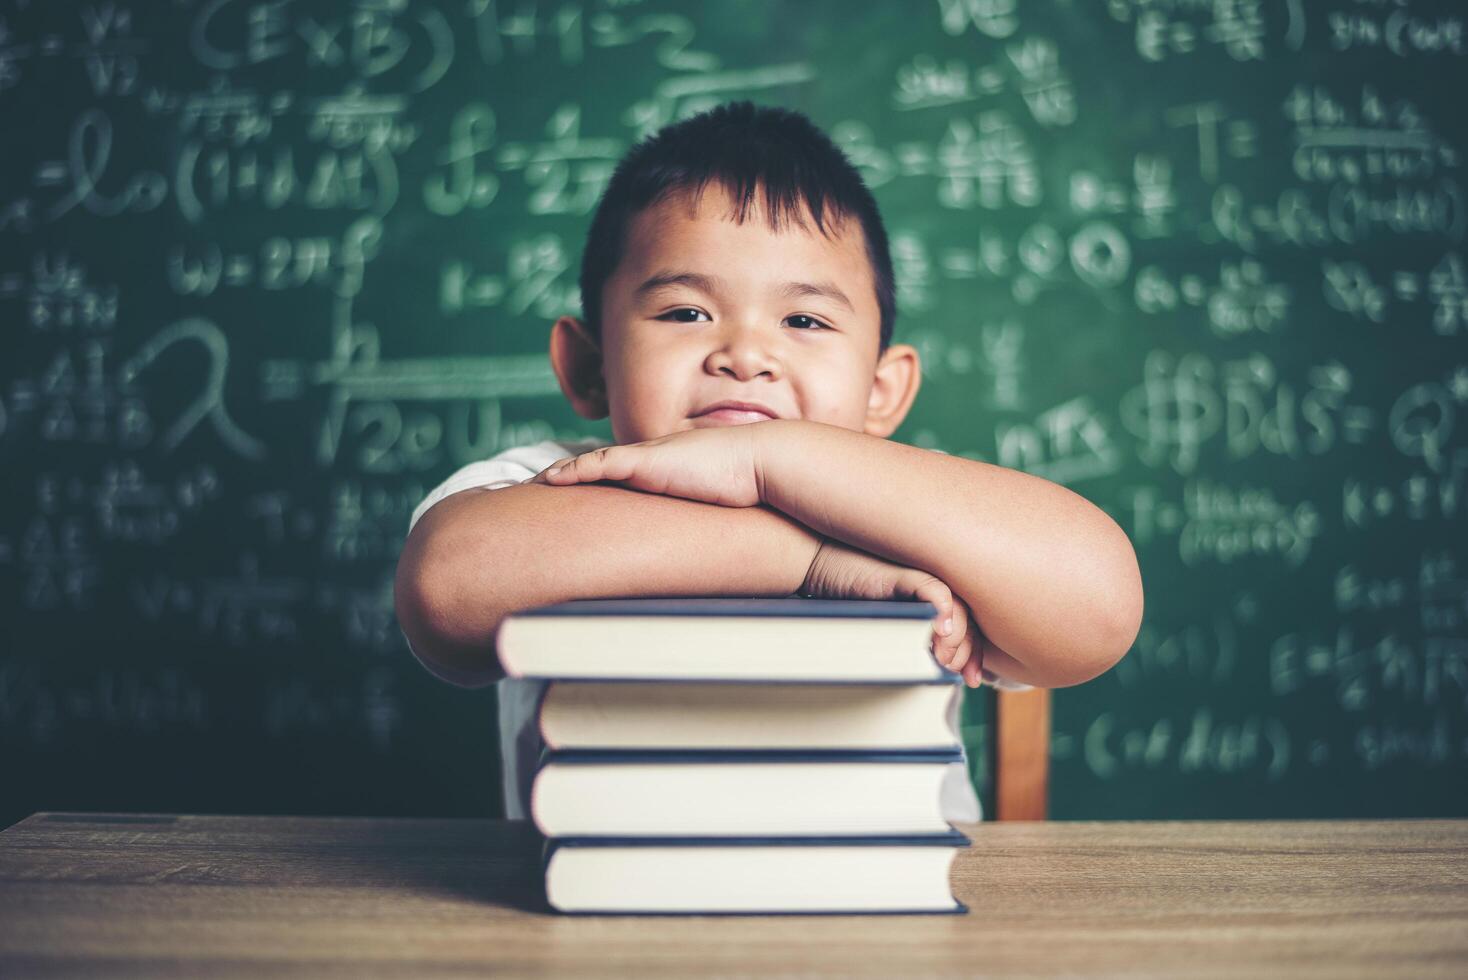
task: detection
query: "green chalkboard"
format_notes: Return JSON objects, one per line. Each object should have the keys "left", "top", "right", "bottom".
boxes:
{"left": 2, "top": 0, "right": 1465, "bottom": 827}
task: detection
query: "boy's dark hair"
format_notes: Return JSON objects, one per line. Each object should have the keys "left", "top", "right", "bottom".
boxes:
{"left": 579, "top": 101, "right": 897, "bottom": 353}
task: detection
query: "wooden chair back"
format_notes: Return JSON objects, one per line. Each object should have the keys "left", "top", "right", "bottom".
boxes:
{"left": 992, "top": 687, "right": 1050, "bottom": 820}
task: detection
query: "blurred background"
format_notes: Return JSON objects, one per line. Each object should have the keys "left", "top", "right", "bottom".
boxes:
{"left": 2, "top": 0, "right": 1465, "bottom": 827}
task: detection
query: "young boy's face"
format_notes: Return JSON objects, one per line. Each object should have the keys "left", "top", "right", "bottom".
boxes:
{"left": 552, "top": 182, "right": 920, "bottom": 445}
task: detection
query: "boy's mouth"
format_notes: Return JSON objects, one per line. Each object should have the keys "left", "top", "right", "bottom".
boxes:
{"left": 691, "top": 400, "right": 780, "bottom": 425}
{"left": 693, "top": 409, "right": 775, "bottom": 425}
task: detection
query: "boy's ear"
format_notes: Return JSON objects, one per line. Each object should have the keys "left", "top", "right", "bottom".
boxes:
{"left": 549, "top": 315, "right": 609, "bottom": 420}
{"left": 863, "top": 343, "right": 922, "bottom": 438}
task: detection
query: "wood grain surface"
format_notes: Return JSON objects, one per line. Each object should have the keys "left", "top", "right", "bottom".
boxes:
{"left": 1, "top": 813, "right": 1465, "bottom": 978}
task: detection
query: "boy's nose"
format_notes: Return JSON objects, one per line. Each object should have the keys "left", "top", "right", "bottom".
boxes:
{"left": 706, "top": 326, "right": 782, "bottom": 380}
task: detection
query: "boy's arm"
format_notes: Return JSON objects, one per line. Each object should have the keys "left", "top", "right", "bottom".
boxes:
{"left": 754, "top": 420, "right": 1144, "bottom": 689}
{"left": 393, "top": 482, "right": 822, "bottom": 686}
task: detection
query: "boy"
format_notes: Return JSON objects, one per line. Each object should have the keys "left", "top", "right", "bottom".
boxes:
{"left": 395, "top": 102, "right": 1144, "bottom": 820}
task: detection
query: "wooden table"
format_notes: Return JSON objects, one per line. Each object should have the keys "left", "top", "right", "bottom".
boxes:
{"left": 1, "top": 814, "right": 1465, "bottom": 977}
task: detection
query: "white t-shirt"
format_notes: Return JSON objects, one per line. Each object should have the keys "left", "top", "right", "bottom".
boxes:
{"left": 405, "top": 437, "right": 1028, "bottom": 824}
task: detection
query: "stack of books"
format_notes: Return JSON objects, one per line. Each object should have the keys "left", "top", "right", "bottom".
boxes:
{"left": 496, "top": 596, "right": 971, "bottom": 915}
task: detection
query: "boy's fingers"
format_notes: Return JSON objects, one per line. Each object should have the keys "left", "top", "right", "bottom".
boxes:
{"left": 911, "top": 578, "right": 952, "bottom": 638}
{"left": 945, "top": 597, "right": 968, "bottom": 652}
{"left": 913, "top": 576, "right": 949, "bottom": 607}
{"left": 905, "top": 577, "right": 966, "bottom": 670}
{"left": 962, "top": 657, "right": 983, "bottom": 688}
{"left": 541, "top": 457, "right": 576, "bottom": 480}
{"left": 948, "top": 632, "right": 974, "bottom": 672}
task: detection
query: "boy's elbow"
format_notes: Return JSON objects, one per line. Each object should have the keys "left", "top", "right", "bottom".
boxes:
{"left": 1083, "top": 539, "right": 1145, "bottom": 684}
{"left": 1052, "top": 530, "right": 1144, "bottom": 689}
{"left": 1045, "top": 638, "right": 1129, "bottom": 689}
{"left": 1044, "top": 614, "right": 1138, "bottom": 689}
{"left": 394, "top": 518, "right": 507, "bottom": 688}
{"left": 1084, "top": 592, "right": 1142, "bottom": 685}
{"left": 393, "top": 531, "right": 442, "bottom": 655}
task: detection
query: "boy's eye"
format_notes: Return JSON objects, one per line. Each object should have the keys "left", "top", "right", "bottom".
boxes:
{"left": 655, "top": 308, "right": 830, "bottom": 330}
{"left": 659, "top": 308, "right": 711, "bottom": 323}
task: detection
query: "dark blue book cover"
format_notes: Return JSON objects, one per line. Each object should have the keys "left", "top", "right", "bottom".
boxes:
{"left": 539, "top": 748, "right": 965, "bottom": 766}
{"left": 515, "top": 596, "right": 939, "bottom": 619}
{"left": 547, "top": 827, "right": 972, "bottom": 849}
{"left": 539, "top": 675, "right": 961, "bottom": 688}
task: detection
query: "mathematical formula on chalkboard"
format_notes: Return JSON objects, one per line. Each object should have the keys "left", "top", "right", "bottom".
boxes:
{"left": 2, "top": 0, "right": 1464, "bottom": 822}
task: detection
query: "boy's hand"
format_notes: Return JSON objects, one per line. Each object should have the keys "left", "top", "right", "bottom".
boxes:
{"left": 801, "top": 537, "right": 985, "bottom": 687}
{"left": 533, "top": 426, "right": 762, "bottom": 507}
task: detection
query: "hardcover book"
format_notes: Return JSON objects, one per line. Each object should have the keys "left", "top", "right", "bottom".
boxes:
{"left": 497, "top": 597, "right": 944, "bottom": 682}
